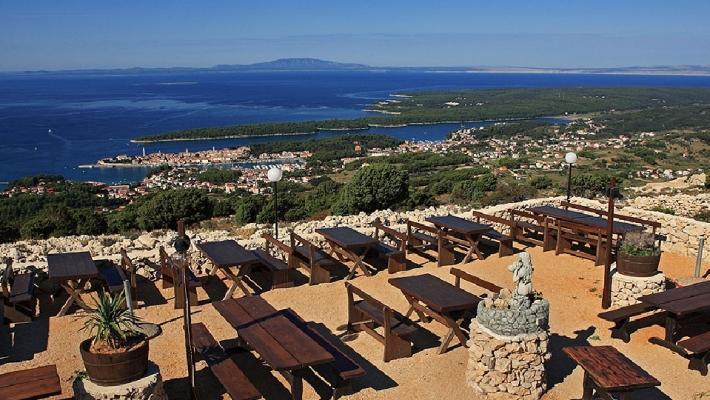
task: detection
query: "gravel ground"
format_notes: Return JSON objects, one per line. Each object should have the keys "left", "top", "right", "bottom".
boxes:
{"left": 1, "top": 245, "right": 708, "bottom": 399}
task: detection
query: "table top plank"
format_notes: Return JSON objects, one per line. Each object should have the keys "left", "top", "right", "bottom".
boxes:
{"left": 214, "top": 297, "right": 334, "bottom": 371}
{"left": 389, "top": 274, "right": 480, "bottom": 314}
{"left": 640, "top": 281, "right": 710, "bottom": 307}
{"left": 213, "top": 299, "right": 301, "bottom": 370}
{"left": 316, "top": 227, "right": 378, "bottom": 249}
{"left": 655, "top": 292, "right": 710, "bottom": 316}
{"left": 573, "top": 215, "right": 643, "bottom": 234}
{"left": 197, "top": 240, "right": 259, "bottom": 268}
{"left": 46, "top": 251, "right": 98, "bottom": 281}
{"left": 563, "top": 346, "right": 660, "bottom": 391}
{"left": 426, "top": 215, "right": 491, "bottom": 236}
{"left": 528, "top": 205, "right": 590, "bottom": 220}
{"left": 528, "top": 206, "right": 643, "bottom": 234}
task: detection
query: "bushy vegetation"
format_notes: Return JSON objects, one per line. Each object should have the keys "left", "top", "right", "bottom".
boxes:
{"left": 332, "top": 164, "right": 409, "bottom": 214}
{"left": 135, "top": 88, "right": 710, "bottom": 142}
{"left": 194, "top": 168, "right": 242, "bottom": 184}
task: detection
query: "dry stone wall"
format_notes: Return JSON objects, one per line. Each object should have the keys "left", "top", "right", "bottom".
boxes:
{"left": 2, "top": 195, "right": 708, "bottom": 272}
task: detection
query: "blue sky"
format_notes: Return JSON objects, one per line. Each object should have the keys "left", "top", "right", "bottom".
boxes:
{"left": 1, "top": 0, "right": 709, "bottom": 71}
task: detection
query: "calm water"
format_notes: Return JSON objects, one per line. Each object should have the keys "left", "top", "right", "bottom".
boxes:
{"left": 2, "top": 70, "right": 710, "bottom": 186}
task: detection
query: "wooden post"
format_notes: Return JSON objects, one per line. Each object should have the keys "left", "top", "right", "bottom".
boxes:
{"left": 602, "top": 178, "right": 616, "bottom": 309}
{"left": 175, "top": 220, "right": 197, "bottom": 400}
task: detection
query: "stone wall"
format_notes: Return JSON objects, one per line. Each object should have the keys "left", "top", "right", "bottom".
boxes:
{"left": 467, "top": 322, "right": 550, "bottom": 400}
{"left": 610, "top": 267, "right": 666, "bottom": 307}
{"left": 2, "top": 195, "right": 708, "bottom": 271}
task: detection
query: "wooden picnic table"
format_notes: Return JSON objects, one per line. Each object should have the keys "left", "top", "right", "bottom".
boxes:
{"left": 639, "top": 280, "right": 710, "bottom": 353}
{"left": 389, "top": 273, "right": 480, "bottom": 354}
{"left": 213, "top": 296, "right": 335, "bottom": 400}
{"left": 316, "top": 227, "right": 379, "bottom": 279}
{"left": 47, "top": 251, "right": 99, "bottom": 316}
{"left": 197, "top": 240, "right": 260, "bottom": 300}
{"left": 426, "top": 215, "right": 492, "bottom": 265}
{"left": 528, "top": 205, "right": 643, "bottom": 235}
{"left": 563, "top": 346, "right": 660, "bottom": 400}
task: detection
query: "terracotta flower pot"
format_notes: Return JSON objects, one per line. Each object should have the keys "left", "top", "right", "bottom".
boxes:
{"left": 80, "top": 337, "right": 149, "bottom": 386}
{"left": 616, "top": 253, "right": 661, "bottom": 277}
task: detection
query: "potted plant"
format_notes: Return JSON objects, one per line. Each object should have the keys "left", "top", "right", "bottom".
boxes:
{"left": 79, "top": 292, "right": 149, "bottom": 386}
{"left": 616, "top": 231, "right": 661, "bottom": 277}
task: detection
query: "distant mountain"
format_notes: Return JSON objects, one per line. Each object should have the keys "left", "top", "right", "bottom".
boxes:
{"left": 11, "top": 58, "right": 710, "bottom": 76}
{"left": 214, "top": 58, "right": 369, "bottom": 71}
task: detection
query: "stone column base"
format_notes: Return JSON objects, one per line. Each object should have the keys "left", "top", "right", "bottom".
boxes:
{"left": 467, "top": 321, "right": 550, "bottom": 400}
{"left": 73, "top": 362, "right": 167, "bottom": 400}
{"left": 610, "top": 267, "right": 665, "bottom": 308}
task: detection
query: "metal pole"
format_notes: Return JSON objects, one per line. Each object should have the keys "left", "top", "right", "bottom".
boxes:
{"left": 123, "top": 280, "right": 134, "bottom": 316}
{"left": 602, "top": 178, "right": 616, "bottom": 309}
{"left": 273, "top": 180, "right": 278, "bottom": 239}
{"left": 176, "top": 221, "right": 197, "bottom": 400}
{"left": 695, "top": 237, "right": 705, "bottom": 278}
{"left": 567, "top": 163, "right": 572, "bottom": 203}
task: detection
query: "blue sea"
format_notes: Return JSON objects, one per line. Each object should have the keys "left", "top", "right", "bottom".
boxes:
{"left": 2, "top": 70, "right": 710, "bottom": 187}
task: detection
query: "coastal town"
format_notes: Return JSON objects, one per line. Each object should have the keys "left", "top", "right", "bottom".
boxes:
{"left": 8, "top": 117, "right": 692, "bottom": 202}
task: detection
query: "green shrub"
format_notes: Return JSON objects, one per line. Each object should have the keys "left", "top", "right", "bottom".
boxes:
{"left": 332, "top": 164, "right": 409, "bottom": 214}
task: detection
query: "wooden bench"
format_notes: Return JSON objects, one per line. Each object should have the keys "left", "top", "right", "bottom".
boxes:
{"left": 120, "top": 248, "right": 139, "bottom": 308}
{"left": 405, "top": 220, "right": 439, "bottom": 255}
{"left": 370, "top": 221, "right": 408, "bottom": 273}
{"left": 450, "top": 267, "right": 503, "bottom": 295}
{"left": 598, "top": 303, "right": 657, "bottom": 343}
{"left": 159, "top": 246, "right": 201, "bottom": 308}
{"left": 281, "top": 309, "right": 366, "bottom": 399}
{"left": 561, "top": 201, "right": 662, "bottom": 237}
{"left": 678, "top": 330, "right": 710, "bottom": 376}
{"left": 0, "top": 364, "right": 62, "bottom": 400}
{"left": 251, "top": 247, "right": 293, "bottom": 289}
{"left": 509, "top": 209, "right": 556, "bottom": 250}
{"left": 95, "top": 258, "right": 128, "bottom": 294}
{"left": 286, "top": 232, "right": 340, "bottom": 285}
{"left": 1, "top": 258, "right": 36, "bottom": 324}
{"left": 564, "top": 345, "right": 660, "bottom": 400}
{"left": 190, "top": 322, "right": 262, "bottom": 400}
{"left": 470, "top": 211, "right": 515, "bottom": 257}
{"left": 345, "top": 282, "right": 418, "bottom": 362}
{"left": 555, "top": 220, "right": 607, "bottom": 266}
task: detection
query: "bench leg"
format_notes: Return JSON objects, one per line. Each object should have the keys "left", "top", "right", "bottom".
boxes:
{"left": 387, "top": 253, "right": 406, "bottom": 274}
{"left": 282, "top": 369, "right": 304, "bottom": 400}
{"left": 582, "top": 372, "right": 594, "bottom": 400}
{"left": 331, "top": 378, "right": 352, "bottom": 400}
{"left": 611, "top": 318, "right": 632, "bottom": 343}
{"left": 498, "top": 240, "right": 514, "bottom": 257}
{"left": 309, "top": 265, "right": 331, "bottom": 285}
{"left": 437, "top": 241, "right": 455, "bottom": 267}
{"left": 384, "top": 333, "right": 412, "bottom": 362}
{"left": 3, "top": 304, "right": 32, "bottom": 323}
{"left": 272, "top": 269, "right": 293, "bottom": 289}
{"left": 688, "top": 352, "right": 709, "bottom": 376}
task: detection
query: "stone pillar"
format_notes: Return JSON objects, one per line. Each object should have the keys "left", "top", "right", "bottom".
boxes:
{"left": 467, "top": 322, "right": 550, "bottom": 400}
{"left": 466, "top": 252, "right": 551, "bottom": 400}
{"left": 610, "top": 267, "right": 665, "bottom": 308}
{"left": 73, "top": 362, "right": 167, "bottom": 400}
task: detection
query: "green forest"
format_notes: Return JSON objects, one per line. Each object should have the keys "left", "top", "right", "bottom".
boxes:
{"left": 134, "top": 87, "right": 710, "bottom": 142}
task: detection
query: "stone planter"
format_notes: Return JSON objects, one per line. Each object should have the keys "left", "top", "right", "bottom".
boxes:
{"left": 476, "top": 297, "right": 549, "bottom": 337}
{"left": 616, "top": 253, "right": 661, "bottom": 277}
{"left": 611, "top": 267, "right": 666, "bottom": 307}
{"left": 74, "top": 361, "right": 167, "bottom": 400}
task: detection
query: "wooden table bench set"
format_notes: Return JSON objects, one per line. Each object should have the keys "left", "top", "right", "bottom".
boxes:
{"left": 346, "top": 268, "right": 502, "bottom": 361}
{"left": 599, "top": 280, "right": 710, "bottom": 376}
{"left": 514, "top": 202, "right": 661, "bottom": 265}
{"left": 194, "top": 295, "right": 365, "bottom": 400}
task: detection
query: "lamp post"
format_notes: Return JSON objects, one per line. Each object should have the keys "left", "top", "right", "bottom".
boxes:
{"left": 267, "top": 167, "right": 283, "bottom": 239}
{"left": 565, "top": 152, "right": 577, "bottom": 202}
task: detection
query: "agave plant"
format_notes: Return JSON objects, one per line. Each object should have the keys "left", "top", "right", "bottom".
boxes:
{"left": 619, "top": 231, "right": 660, "bottom": 257}
{"left": 82, "top": 292, "right": 141, "bottom": 349}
